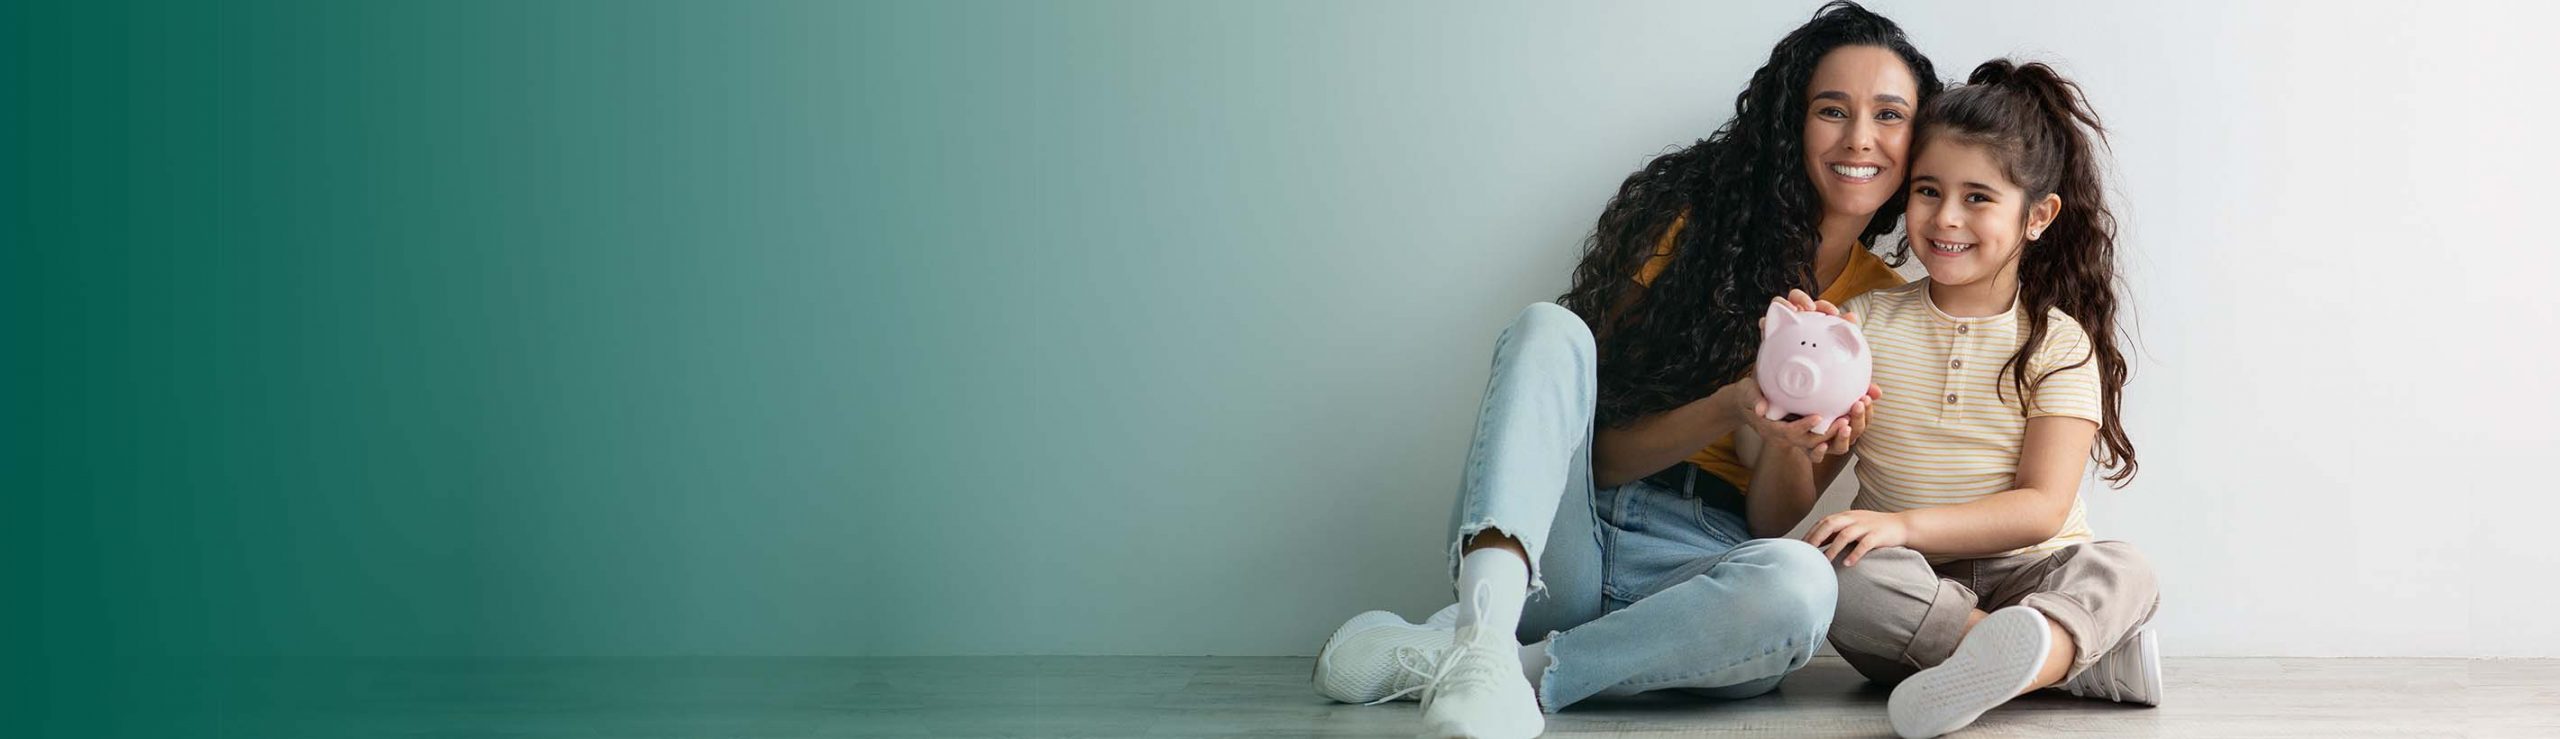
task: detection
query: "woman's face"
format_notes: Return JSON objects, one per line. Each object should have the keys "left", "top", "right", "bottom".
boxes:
{"left": 1800, "top": 46, "right": 1920, "bottom": 223}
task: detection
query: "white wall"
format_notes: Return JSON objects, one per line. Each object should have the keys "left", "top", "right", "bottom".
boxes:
{"left": 862, "top": 0, "right": 2560, "bottom": 658}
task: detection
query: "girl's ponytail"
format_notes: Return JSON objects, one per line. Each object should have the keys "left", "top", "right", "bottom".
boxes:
{"left": 1915, "top": 59, "right": 2137, "bottom": 486}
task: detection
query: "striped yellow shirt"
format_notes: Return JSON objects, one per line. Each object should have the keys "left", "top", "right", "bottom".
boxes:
{"left": 1842, "top": 281, "right": 2104, "bottom": 561}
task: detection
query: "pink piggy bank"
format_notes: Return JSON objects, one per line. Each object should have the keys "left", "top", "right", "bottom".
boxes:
{"left": 1754, "top": 300, "right": 1871, "bottom": 429}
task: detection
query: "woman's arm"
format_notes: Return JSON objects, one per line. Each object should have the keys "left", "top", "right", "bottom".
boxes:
{"left": 1804, "top": 416, "right": 2099, "bottom": 564}
{"left": 1592, "top": 290, "right": 1846, "bottom": 489}
{"left": 1591, "top": 387, "right": 1750, "bottom": 489}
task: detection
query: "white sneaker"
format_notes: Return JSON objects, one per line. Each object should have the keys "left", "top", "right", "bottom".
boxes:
{"left": 1417, "top": 624, "right": 1543, "bottom": 739}
{"left": 1889, "top": 606, "right": 2051, "bottom": 738}
{"left": 2061, "top": 626, "right": 2162, "bottom": 706}
{"left": 1314, "top": 610, "right": 1453, "bottom": 704}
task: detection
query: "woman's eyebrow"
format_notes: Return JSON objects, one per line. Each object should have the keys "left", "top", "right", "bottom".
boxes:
{"left": 1812, "top": 90, "right": 1909, "bottom": 106}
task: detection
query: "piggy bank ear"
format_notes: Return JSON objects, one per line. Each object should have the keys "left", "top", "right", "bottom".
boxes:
{"left": 1763, "top": 300, "right": 1799, "bottom": 335}
{"left": 1827, "top": 322, "right": 1867, "bottom": 358}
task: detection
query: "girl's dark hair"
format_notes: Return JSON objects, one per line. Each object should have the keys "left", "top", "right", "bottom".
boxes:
{"left": 1903, "top": 59, "right": 2138, "bottom": 486}
{"left": 1557, "top": 1, "right": 1941, "bottom": 428}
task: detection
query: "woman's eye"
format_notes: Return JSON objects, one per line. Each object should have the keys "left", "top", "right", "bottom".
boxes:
{"left": 1877, "top": 109, "right": 1904, "bottom": 121}
{"left": 1817, "top": 107, "right": 1847, "bottom": 119}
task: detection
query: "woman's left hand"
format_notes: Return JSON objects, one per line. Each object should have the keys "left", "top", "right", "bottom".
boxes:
{"left": 1803, "top": 509, "right": 1908, "bottom": 567}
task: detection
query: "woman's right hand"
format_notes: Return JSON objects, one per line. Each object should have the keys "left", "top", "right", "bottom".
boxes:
{"left": 1728, "top": 384, "right": 1847, "bottom": 462}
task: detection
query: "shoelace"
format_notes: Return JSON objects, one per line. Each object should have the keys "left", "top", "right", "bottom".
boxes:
{"left": 1404, "top": 580, "right": 1507, "bottom": 710}
{"left": 1363, "top": 645, "right": 1445, "bottom": 706}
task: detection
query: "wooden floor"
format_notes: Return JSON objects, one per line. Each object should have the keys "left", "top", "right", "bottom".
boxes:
{"left": 108, "top": 655, "right": 2560, "bottom": 737}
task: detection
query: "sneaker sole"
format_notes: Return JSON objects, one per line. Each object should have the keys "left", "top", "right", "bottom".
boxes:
{"left": 2128, "top": 628, "right": 2163, "bottom": 706}
{"left": 1889, "top": 607, "right": 2051, "bottom": 738}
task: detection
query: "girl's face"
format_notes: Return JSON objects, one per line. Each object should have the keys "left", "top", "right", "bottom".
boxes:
{"left": 1801, "top": 46, "right": 1919, "bottom": 222}
{"left": 1904, "top": 137, "right": 2059, "bottom": 289}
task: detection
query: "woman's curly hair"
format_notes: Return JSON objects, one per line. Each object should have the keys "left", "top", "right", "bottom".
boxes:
{"left": 1557, "top": 1, "right": 1940, "bottom": 428}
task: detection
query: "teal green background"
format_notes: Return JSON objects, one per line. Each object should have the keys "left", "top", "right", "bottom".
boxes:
{"left": 15, "top": 0, "right": 1835, "bottom": 665}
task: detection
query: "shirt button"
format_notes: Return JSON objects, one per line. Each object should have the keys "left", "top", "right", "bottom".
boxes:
{"left": 1956, "top": 324, "right": 1970, "bottom": 335}
{"left": 1950, "top": 358, "right": 1963, "bottom": 369}
{"left": 1946, "top": 393, "right": 1959, "bottom": 404}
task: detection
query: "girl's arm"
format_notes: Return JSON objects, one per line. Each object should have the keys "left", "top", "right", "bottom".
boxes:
{"left": 1897, "top": 416, "right": 2099, "bottom": 555}
{"left": 1805, "top": 415, "right": 2098, "bottom": 565}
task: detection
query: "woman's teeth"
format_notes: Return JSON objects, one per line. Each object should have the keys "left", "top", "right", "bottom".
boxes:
{"left": 1830, "top": 164, "right": 1880, "bottom": 178}
{"left": 1929, "top": 239, "right": 1974, "bottom": 254}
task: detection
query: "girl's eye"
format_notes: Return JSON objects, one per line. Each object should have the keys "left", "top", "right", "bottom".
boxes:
{"left": 1914, "top": 185, "right": 1939, "bottom": 198}
{"left": 1965, "top": 193, "right": 1991, "bottom": 204}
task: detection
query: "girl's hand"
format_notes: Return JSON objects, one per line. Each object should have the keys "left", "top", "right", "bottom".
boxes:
{"left": 1769, "top": 289, "right": 1844, "bottom": 322}
{"left": 1817, "top": 383, "right": 1884, "bottom": 457}
{"left": 1803, "top": 509, "right": 1908, "bottom": 566}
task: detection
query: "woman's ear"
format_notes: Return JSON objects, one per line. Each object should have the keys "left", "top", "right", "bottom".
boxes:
{"left": 2027, "top": 193, "right": 2063, "bottom": 241}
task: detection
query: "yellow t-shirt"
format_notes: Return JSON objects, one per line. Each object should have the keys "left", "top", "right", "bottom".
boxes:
{"left": 1841, "top": 281, "right": 2105, "bottom": 561}
{"left": 1631, "top": 213, "right": 1907, "bottom": 492}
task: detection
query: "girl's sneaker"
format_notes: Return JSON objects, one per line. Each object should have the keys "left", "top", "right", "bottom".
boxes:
{"left": 2061, "top": 626, "right": 2162, "bottom": 706}
{"left": 1888, "top": 606, "right": 2051, "bottom": 738}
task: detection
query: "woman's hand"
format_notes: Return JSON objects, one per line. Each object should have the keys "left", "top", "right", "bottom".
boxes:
{"left": 1740, "top": 386, "right": 1843, "bottom": 460}
{"left": 1803, "top": 509, "right": 1908, "bottom": 566}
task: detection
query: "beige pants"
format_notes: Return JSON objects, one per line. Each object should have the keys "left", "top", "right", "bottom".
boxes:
{"left": 1828, "top": 542, "right": 2160, "bottom": 684}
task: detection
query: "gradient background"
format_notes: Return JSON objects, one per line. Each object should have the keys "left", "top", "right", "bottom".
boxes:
{"left": 14, "top": 2, "right": 2560, "bottom": 722}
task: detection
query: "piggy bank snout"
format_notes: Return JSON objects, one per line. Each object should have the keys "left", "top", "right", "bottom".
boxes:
{"left": 1773, "top": 356, "right": 1823, "bottom": 399}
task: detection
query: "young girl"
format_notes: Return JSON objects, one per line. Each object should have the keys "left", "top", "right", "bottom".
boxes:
{"left": 1750, "top": 59, "right": 2160, "bottom": 739}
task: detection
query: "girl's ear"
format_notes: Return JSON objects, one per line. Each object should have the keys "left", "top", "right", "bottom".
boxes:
{"left": 2027, "top": 193, "right": 2063, "bottom": 241}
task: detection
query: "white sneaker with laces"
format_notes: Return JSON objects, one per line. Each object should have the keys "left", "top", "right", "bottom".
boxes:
{"left": 1888, "top": 606, "right": 2051, "bottom": 738}
{"left": 1416, "top": 584, "right": 1542, "bottom": 739}
{"left": 1313, "top": 610, "right": 1455, "bottom": 704}
{"left": 2061, "top": 626, "right": 2163, "bottom": 706}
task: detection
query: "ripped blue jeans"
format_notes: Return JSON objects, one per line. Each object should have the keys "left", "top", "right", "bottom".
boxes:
{"left": 1445, "top": 302, "right": 1836, "bottom": 711}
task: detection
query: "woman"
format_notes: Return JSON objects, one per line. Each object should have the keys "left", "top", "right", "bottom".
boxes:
{"left": 1310, "top": 3, "right": 1942, "bottom": 737}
